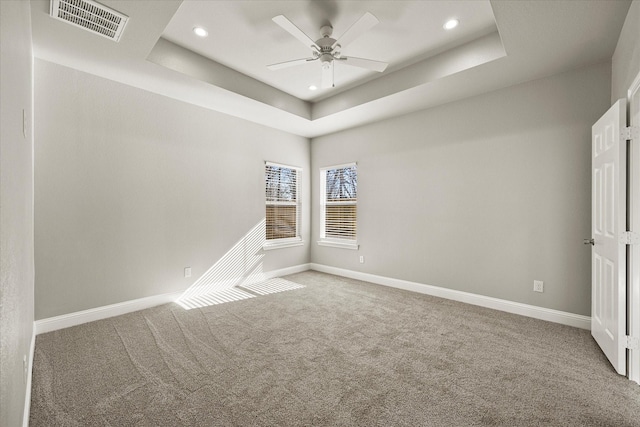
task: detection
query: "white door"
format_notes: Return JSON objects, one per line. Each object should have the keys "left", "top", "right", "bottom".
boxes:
{"left": 591, "top": 99, "right": 627, "bottom": 376}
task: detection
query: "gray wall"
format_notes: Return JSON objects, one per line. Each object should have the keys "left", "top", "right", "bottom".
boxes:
{"left": 35, "top": 60, "right": 310, "bottom": 320}
{"left": 612, "top": 0, "right": 640, "bottom": 102}
{"left": 0, "top": 1, "right": 35, "bottom": 426}
{"left": 311, "top": 62, "right": 611, "bottom": 316}
{"left": 31, "top": 2, "right": 639, "bottom": 322}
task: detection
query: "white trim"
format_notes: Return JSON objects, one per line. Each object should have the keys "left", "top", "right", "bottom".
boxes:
{"left": 317, "top": 240, "right": 359, "bottom": 250}
{"left": 263, "top": 238, "right": 304, "bottom": 250}
{"left": 33, "top": 261, "right": 592, "bottom": 338}
{"left": 34, "top": 291, "right": 183, "bottom": 335}
{"left": 265, "top": 160, "right": 302, "bottom": 170}
{"left": 265, "top": 200, "right": 298, "bottom": 206}
{"left": 319, "top": 162, "right": 357, "bottom": 171}
{"left": 265, "top": 163, "right": 302, "bottom": 242}
{"left": 628, "top": 70, "right": 640, "bottom": 100}
{"left": 268, "top": 263, "right": 310, "bottom": 278}
{"left": 34, "top": 264, "right": 312, "bottom": 334}
{"left": 22, "top": 328, "right": 35, "bottom": 427}
{"left": 319, "top": 163, "right": 358, "bottom": 242}
{"left": 629, "top": 70, "right": 640, "bottom": 385}
{"left": 310, "top": 263, "right": 591, "bottom": 330}
{"left": 319, "top": 168, "right": 327, "bottom": 239}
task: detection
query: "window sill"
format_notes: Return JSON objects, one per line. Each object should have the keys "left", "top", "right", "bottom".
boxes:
{"left": 317, "top": 240, "right": 359, "bottom": 250}
{"left": 263, "top": 239, "right": 304, "bottom": 251}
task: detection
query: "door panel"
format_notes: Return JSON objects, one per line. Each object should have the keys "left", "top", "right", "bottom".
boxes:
{"left": 592, "top": 99, "right": 626, "bottom": 375}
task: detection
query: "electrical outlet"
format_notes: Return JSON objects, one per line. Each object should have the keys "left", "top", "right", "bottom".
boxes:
{"left": 359, "top": 256, "right": 364, "bottom": 264}
{"left": 533, "top": 280, "right": 544, "bottom": 293}
{"left": 184, "top": 267, "right": 192, "bottom": 278}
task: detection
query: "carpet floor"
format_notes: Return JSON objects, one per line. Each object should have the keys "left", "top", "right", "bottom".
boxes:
{"left": 30, "top": 271, "right": 640, "bottom": 426}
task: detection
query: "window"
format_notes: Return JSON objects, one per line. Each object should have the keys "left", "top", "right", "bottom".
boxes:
{"left": 264, "top": 162, "right": 302, "bottom": 248}
{"left": 319, "top": 163, "right": 358, "bottom": 250}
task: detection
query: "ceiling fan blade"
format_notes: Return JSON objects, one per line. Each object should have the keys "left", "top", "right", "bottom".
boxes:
{"left": 332, "top": 12, "right": 379, "bottom": 49}
{"left": 272, "top": 15, "right": 320, "bottom": 50}
{"left": 338, "top": 56, "right": 388, "bottom": 72}
{"left": 267, "top": 57, "right": 317, "bottom": 70}
{"left": 321, "top": 61, "right": 334, "bottom": 88}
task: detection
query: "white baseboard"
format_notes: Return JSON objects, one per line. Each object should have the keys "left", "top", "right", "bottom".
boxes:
{"left": 34, "top": 263, "right": 312, "bottom": 335}
{"left": 23, "top": 328, "right": 35, "bottom": 427}
{"left": 34, "top": 291, "right": 183, "bottom": 335}
{"left": 34, "top": 262, "right": 589, "bottom": 334}
{"left": 267, "top": 263, "right": 310, "bottom": 279}
{"left": 310, "top": 263, "right": 591, "bottom": 330}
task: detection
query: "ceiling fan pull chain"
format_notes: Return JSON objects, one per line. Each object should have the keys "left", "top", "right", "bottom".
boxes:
{"left": 333, "top": 58, "right": 335, "bottom": 88}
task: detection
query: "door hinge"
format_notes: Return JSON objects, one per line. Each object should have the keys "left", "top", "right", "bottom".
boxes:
{"left": 626, "top": 336, "right": 639, "bottom": 350}
{"left": 622, "top": 126, "right": 639, "bottom": 141}
{"left": 619, "top": 231, "right": 640, "bottom": 245}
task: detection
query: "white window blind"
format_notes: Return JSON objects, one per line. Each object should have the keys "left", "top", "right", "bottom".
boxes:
{"left": 320, "top": 164, "right": 357, "bottom": 244}
{"left": 265, "top": 163, "right": 300, "bottom": 242}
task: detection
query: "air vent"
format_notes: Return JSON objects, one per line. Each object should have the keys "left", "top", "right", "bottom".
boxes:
{"left": 50, "top": 0, "right": 128, "bottom": 42}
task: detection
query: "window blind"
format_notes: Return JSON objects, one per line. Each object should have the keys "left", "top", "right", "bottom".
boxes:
{"left": 265, "top": 163, "right": 300, "bottom": 241}
{"left": 322, "top": 164, "right": 357, "bottom": 240}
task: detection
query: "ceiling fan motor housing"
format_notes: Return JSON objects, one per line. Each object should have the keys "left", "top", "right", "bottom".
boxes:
{"left": 317, "top": 36, "right": 337, "bottom": 52}
{"left": 316, "top": 33, "right": 340, "bottom": 63}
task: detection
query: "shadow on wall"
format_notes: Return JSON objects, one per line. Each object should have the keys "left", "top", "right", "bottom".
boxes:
{"left": 176, "top": 220, "right": 268, "bottom": 309}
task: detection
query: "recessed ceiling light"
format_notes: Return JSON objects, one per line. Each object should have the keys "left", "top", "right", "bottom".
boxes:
{"left": 309, "top": 85, "right": 318, "bottom": 91}
{"left": 443, "top": 19, "right": 459, "bottom": 30}
{"left": 193, "top": 26, "right": 208, "bottom": 37}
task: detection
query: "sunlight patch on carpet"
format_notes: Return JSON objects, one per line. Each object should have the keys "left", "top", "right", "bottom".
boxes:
{"left": 175, "top": 278, "right": 305, "bottom": 309}
{"left": 239, "top": 278, "right": 305, "bottom": 296}
{"left": 175, "top": 287, "right": 256, "bottom": 309}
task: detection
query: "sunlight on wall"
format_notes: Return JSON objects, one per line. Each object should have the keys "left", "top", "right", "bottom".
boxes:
{"left": 175, "top": 220, "right": 306, "bottom": 310}
{"left": 176, "top": 220, "right": 267, "bottom": 309}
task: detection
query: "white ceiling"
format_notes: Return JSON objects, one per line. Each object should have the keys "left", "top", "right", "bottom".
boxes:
{"left": 161, "top": 1, "right": 498, "bottom": 101}
{"left": 30, "top": 0, "right": 631, "bottom": 138}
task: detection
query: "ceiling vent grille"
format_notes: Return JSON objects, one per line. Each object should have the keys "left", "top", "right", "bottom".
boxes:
{"left": 50, "top": 0, "right": 129, "bottom": 42}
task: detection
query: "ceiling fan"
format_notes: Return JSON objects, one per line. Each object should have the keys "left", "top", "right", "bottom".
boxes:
{"left": 267, "top": 12, "right": 388, "bottom": 89}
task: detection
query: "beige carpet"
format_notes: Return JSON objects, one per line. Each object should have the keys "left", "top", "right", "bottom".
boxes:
{"left": 30, "top": 271, "right": 640, "bottom": 426}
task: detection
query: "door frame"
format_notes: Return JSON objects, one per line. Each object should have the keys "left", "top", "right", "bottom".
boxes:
{"left": 629, "top": 70, "right": 640, "bottom": 385}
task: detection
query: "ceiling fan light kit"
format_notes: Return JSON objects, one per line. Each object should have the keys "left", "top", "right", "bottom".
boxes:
{"left": 267, "top": 12, "right": 388, "bottom": 89}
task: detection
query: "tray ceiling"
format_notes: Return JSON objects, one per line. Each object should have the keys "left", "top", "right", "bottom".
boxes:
{"left": 29, "top": 1, "right": 632, "bottom": 138}
{"left": 160, "top": 1, "right": 498, "bottom": 102}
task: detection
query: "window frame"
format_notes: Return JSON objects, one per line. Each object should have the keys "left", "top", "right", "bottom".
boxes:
{"left": 263, "top": 161, "right": 303, "bottom": 250}
{"left": 318, "top": 162, "right": 359, "bottom": 250}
